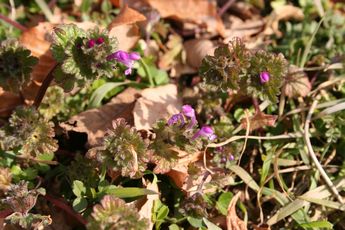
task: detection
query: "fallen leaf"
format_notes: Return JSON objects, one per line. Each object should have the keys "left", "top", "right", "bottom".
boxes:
{"left": 138, "top": 179, "right": 159, "bottom": 230}
{"left": 184, "top": 39, "right": 215, "bottom": 69}
{"left": 0, "top": 88, "right": 22, "bottom": 117}
{"left": 109, "top": 5, "right": 147, "bottom": 51}
{"left": 146, "top": 0, "right": 225, "bottom": 36}
{"left": 241, "top": 112, "right": 277, "bottom": 132}
{"left": 264, "top": 5, "right": 304, "bottom": 37}
{"left": 60, "top": 88, "right": 140, "bottom": 147}
{"left": 133, "top": 84, "right": 182, "bottom": 130}
{"left": 223, "top": 16, "right": 265, "bottom": 43}
{"left": 227, "top": 192, "right": 247, "bottom": 230}
{"left": 158, "top": 34, "right": 184, "bottom": 70}
{"left": 282, "top": 65, "right": 311, "bottom": 98}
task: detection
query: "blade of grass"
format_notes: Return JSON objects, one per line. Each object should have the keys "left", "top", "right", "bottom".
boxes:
{"left": 35, "top": 0, "right": 55, "bottom": 22}
{"left": 300, "top": 18, "right": 324, "bottom": 68}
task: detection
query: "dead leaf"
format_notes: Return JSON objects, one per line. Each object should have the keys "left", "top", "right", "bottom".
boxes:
{"left": 133, "top": 84, "right": 182, "bottom": 130}
{"left": 282, "top": 65, "right": 311, "bottom": 98}
{"left": 0, "top": 88, "right": 22, "bottom": 117}
{"left": 241, "top": 112, "right": 277, "bottom": 132}
{"left": 109, "top": 5, "right": 146, "bottom": 51}
{"left": 60, "top": 88, "right": 140, "bottom": 147}
{"left": 138, "top": 180, "right": 159, "bottom": 230}
{"left": 184, "top": 39, "right": 215, "bottom": 69}
{"left": 158, "top": 34, "right": 184, "bottom": 70}
{"left": 146, "top": 0, "right": 225, "bottom": 37}
{"left": 264, "top": 5, "right": 304, "bottom": 37}
{"left": 227, "top": 192, "right": 247, "bottom": 230}
{"left": 223, "top": 16, "right": 265, "bottom": 43}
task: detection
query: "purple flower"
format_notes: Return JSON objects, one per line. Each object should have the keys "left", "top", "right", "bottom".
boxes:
{"left": 88, "top": 39, "right": 96, "bottom": 48}
{"left": 107, "top": 50, "right": 141, "bottom": 75}
{"left": 96, "top": 37, "right": 105, "bottom": 44}
{"left": 192, "top": 125, "right": 217, "bottom": 141}
{"left": 182, "top": 105, "right": 197, "bottom": 128}
{"left": 167, "top": 113, "right": 185, "bottom": 126}
{"left": 259, "top": 71, "right": 270, "bottom": 84}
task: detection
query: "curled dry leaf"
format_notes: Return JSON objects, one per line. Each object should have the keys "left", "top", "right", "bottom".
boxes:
{"left": 241, "top": 112, "right": 277, "bottom": 132}
{"left": 146, "top": 0, "right": 225, "bottom": 36}
{"left": 227, "top": 192, "right": 247, "bottom": 230}
{"left": 60, "top": 88, "right": 140, "bottom": 147}
{"left": 184, "top": 39, "right": 215, "bottom": 69}
{"left": 108, "top": 5, "right": 147, "bottom": 51}
{"left": 264, "top": 5, "right": 304, "bottom": 37}
{"left": 282, "top": 65, "right": 311, "bottom": 98}
{"left": 133, "top": 84, "right": 182, "bottom": 130}
{"left": 138, "top": 180, "right": 159, "bottom": 230}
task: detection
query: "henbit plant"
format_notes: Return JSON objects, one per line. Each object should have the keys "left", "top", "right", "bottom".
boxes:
{"left": 0, "top": 39, "right": 38, "bottom": 93}
{"left": 2, "top": 181, "right": 51, "bottom": 229}
{"left": 87, "top": 118, "right": 149, "bottom": 178}
{"left": 199, "top": 37, "right": 288, "bottom": 104}
{"left": 0, "top": 106, "right": 57, "bottom": 160}
{"left": 87, "top": 195, "right": 149, "bottom": 230}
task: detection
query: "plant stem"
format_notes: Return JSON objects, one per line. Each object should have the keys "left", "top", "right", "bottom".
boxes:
{"left": 44, "top": 194, "right": 87, "bottom": 225}
{"left": 0, "top": 13, "right": 27, "bottom": 31}
{"left": 140, "top": 59, "right": 154, "bottom": 87}
{"left": 218, "top": 0, "right": 236, "bottom": 17}
{"left": 33, "top": 64, "right": 58, "bottom": 108}
{"left": 303, "top": 98, "right": 344, "bottom": 204}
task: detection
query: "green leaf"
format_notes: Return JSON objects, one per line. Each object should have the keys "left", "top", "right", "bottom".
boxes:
{"left": 88, "top": 82, "right": 131, "bottom": 108}
{"left": 156, "top": 204, "right": 169, "bottom": 220}
{"left": 72, "top": 197, "right": 88, "bottom": 212}
{"left": 187, "top": 216, "right": 203, "bottom": 228}
{"left": 216, "top": 192, "right": 233, "bottom": 215}
{"left": 72, "top": 180, "right": 86, "bottom": 197}
{"left": 104, "top": 186, "right": 157, "bottom": 198}
{"left": 300, "top": 220, "right": 333, "bottom": 229}
{"left": 229, "top": 165, "right": 260, "bottom": 191}
{"left": 203, "top": 218, "right": 222, "bottom": 230}
{"left": 168, "top": 224, "right": 180, "bottom": 230}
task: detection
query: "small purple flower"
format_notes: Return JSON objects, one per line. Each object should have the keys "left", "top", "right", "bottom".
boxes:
{"left": 167, "top": 113, "right": 185, "bottom": 126}
{"left": 88, "top": 39, "right": 96, "bottom": 48}
{"left": 259, "top": 71, "right": 270, "bottom": 84}
{"left": 229, "top": 154, "right": 234, "bottom": 161}
{"left": 96, "top": 37, "right": 105, "bottom": 44}
{"left": 182, "top": 105, "right": 197, "bottom": 128}
{"left": 192, "top": 125, "right": 217, "bottom": 141}
{"left": 107, "top": 50, "right": 141, "bottom": 75}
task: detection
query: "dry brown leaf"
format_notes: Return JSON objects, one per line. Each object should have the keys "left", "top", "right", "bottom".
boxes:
{"left": 241, "top": 112, "right": 277, "bottom": 132}
{"left": 184, "top": 39, "right": 215, "bottom": 69}
{"left": 109, "top": 5, "right": 146, "bottom": 51}
{"left": 138, "top": 180, "right": 159, "bottom": 230}
{"left": 60, "top": 88, "right": 140, "bottom": 147}
{"left": 158, "top": 34, "right": 183, "bottom": 70}
{"left": 227, "top": 192, "right": 247, "bottom": 230}
{"left": 146, "top": 0, "right": 225, "bottom": 36}
{"left": 0, "top": 88, "right": 22, "bottom": 117}
{"left": 264, "top": 5, "right": 304, "bottom": 37}
{"left": 133, "top": 84, "right": 182, "bottom": 130}
{"left": 223, "top": 16, "right": 265, "bottom": 43}
{"left": 19, "top": 22, "right": 56, "bottom": 102}
{"left": 167, "top": 151, "right": 202, "bottom": 189}
{"left": 283, "top": 65, "right": 311, "bottom": 98}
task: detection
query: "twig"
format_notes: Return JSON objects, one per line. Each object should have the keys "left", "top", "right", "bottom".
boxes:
{"left": 0, "top": 13, "right": 27, "bottom": 31}
{"left": 33, "top": 64, "right": 58, "bottom": 108}
{"left": 304, "top": 99, "right": 344, "bottom": 204}
{"left": 218, "top": 0, "right": 236, "bottom": 17}
{"left": 207, "top": 132, "right": 302, "bottom": 149}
